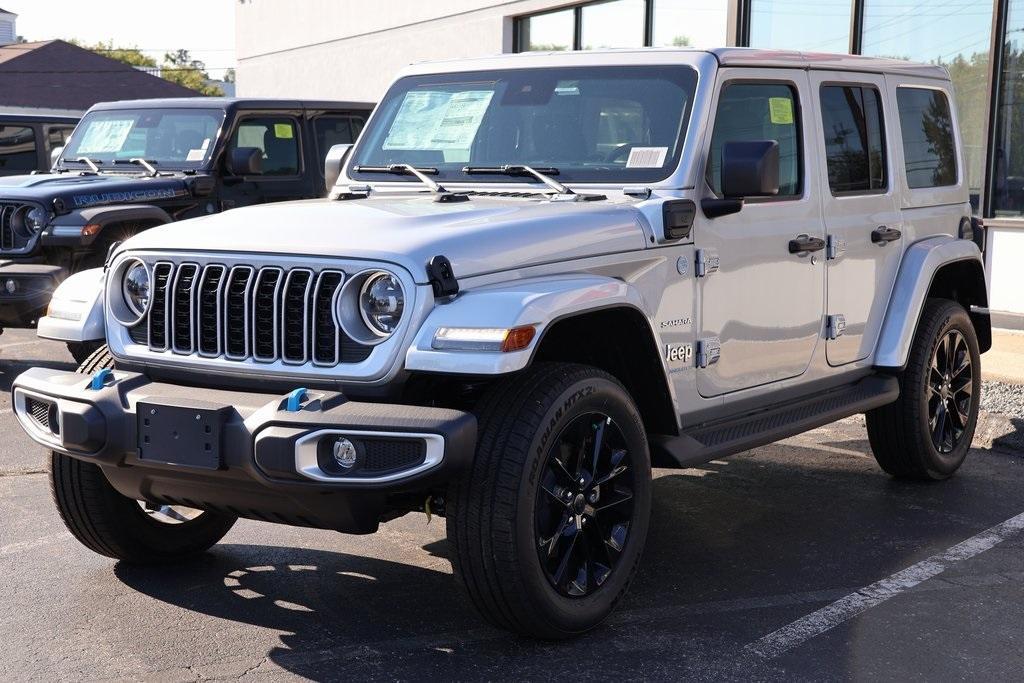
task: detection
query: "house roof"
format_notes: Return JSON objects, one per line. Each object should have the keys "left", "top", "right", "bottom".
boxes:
{"left": 0, "top": 40, "right": 201, "bottom": 112}
{"left": 0, "top": 8, "right": 15, "bottom": 15}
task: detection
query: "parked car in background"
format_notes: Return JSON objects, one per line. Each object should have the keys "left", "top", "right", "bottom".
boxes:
{"left": 12, "top": 49, "right": 989, "bottom": 639}
{"left": 0, "top": 97, "right": 373, "bottom": 361}
{"left": 0, "top": 113, "right": 78, "bottom": 176}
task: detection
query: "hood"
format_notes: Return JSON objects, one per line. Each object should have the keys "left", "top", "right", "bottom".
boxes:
{"left": 122, "top": 194, "right": 649, "bottom": 281}
{"left": 0, "top": 172, "right": 193, "bottom": 211}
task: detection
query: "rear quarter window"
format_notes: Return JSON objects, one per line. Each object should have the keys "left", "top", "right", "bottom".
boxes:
{"left": 896, "top": 87, "right": 957, "bottom": 189}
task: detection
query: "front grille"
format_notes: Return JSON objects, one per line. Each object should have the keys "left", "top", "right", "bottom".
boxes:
{"left": 0, "top": 202, "right": 40, "bottom": 253}
{"left": 130, "top": 263, "right": 372, "bottom": 367}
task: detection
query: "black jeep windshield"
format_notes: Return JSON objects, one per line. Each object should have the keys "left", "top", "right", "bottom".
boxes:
{"left": 60, "top": 108, "right": 224, "bottom": 170}
{"left": 349, "top": 65, "right": 697, "bottom": 185}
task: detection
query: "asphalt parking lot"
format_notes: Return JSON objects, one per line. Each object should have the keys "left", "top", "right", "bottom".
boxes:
{"left": 1, "top": 329, "right": 1023, "bottom": 681}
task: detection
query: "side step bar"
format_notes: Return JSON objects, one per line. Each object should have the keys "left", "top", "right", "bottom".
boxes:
{"left": 650, "top": 375, "right": 899, "bottom": 469}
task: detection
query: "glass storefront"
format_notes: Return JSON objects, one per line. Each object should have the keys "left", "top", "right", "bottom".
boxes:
{"left": 992, "top": 0, "right": 1024, "bottom": 216}
{"left": 749, "top": 0, "right": 851, "bottom": 53}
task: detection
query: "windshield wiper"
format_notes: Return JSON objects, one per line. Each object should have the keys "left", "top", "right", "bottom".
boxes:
{"left": 463, "top": 165, "right": 572, "bottom": 195}
{"left": 355, "top": 164, "right": 468, "bottom": 203}
{"left": 63, "top": 157, "right": 101, "bottom": 173}
{"left": 115, "top": 158, "right": 160, "bottom": 177}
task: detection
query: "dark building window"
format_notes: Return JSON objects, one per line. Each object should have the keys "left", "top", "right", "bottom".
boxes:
{"left": 896, "top": 87, "right": 957, "bottom": 189}
{"left": 820, "top": 85, "right": 887, "bottom": 194}
{"left": 707, "top": 82, "right": 801, "bottom": 196}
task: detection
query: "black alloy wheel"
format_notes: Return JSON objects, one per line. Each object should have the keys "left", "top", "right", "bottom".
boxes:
{"left": 928, "top": 329, "right": 974, "bottom": 454}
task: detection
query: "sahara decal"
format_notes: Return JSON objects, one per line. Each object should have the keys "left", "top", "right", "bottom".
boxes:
{"left": 71, "top": 187, "right": 187, "bottom": 208}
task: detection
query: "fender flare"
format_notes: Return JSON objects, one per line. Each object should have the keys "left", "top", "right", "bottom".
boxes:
{"left": 45, "top": 204, "right": 173, "bottom": 247}
{"left": 36, "top": 267, "right": 105, "bottom": 343}
{"left": 405, "top": 274, "right": 654, "bottom": 376}
{"left": 874, "top": 236, "right": 988, "bottom": 369}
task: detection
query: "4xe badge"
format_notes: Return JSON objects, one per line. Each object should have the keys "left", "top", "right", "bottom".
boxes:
{"left": 665, "top": 343, "right": 693, "bottom": 364}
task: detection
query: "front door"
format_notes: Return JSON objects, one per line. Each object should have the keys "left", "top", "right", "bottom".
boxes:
{"left": 694, "top": 69, "right": 825, "bottom": 398}
{"left": 219, "top": 114, "right": 312, "bottom": 210}
{"left": 808, "top": 71, "right": 903, "bottom": 365}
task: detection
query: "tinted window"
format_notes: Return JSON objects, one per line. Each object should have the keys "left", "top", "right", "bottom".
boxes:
{"left": 820, "top": 86, "right": 887, "bottom": 194}
{"left": 896, "top": 88, "right": 957, "bottom": 189}
{"left": 707, "top": 82, "right": 801, "bottom": 196}
{"left": 315, "top": 116, "right": 355, "bottom": 155}
{"left": 47, "top": 125, "right": 75, "bottom": 149}
{"left": 232, "top": 117, "right": 299, "bottom": 176}
{"left": 0, "top": 125, "right": 37, "bottom": 173}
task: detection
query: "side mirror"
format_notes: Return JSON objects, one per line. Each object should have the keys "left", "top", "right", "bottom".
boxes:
{"left": 50, "top": 145, "right": 64, "bottom": 169}
{"left": 227, "top": 147, "right": 263, "bottom": 176}
{"left": 324, "top": 143, "right": 353, "bottom": 190}
{"left": 721, "top": 140, "right": 779, "bottom": 198}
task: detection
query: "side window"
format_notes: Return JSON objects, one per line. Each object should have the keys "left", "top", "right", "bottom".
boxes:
{"left": 0, "top": 125, "right": 38, "bottom": 172}
{"left": 707, "top": 82, "right": 801, "bottom": 197}
{"left": 314, "top": 115, "right": 355, "bottom": 166}
{"left": 820, "top": 85, "right": 887, "bottom": 194}
{"left": 46, "top": 125, "right": 75, "bottom": 149}
{"left": 231, "top": 117, "right": 299, "bottom": 176}
{"left": 896, "top": 87, "right": 957, "bottom": 189}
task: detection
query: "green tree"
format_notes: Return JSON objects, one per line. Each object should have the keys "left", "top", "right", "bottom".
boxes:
{"left": 72, "top": 40, "right": 157, "bottom": 69}
{"left": 161, "top": 49, "right": 224, "bottom": 96}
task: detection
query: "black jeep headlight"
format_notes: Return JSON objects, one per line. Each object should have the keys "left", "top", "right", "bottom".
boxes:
{"left": 25, "top": 207, "right": 48, "bottom": 232}
{"left": 359, "top": 271, "right": 404, "bottom": 337}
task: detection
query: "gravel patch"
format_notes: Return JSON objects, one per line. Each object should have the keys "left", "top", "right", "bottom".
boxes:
{"left": 982, "top": 381, "right": 1024, "bottom": 418}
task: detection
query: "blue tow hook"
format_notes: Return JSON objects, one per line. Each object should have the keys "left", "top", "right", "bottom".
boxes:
{"left": 284, "top": 387, "right": 308, "bottom": 412}
{"left": 89, "top": 368, "right": 113, "bottom": 391}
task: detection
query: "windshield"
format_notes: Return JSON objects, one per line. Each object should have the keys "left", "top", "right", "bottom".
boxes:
{"left": 349, "top": 65, "right": 697, "bottom": 185}
{"left": 59, "top": 108, "right": 225, "bottom": 170}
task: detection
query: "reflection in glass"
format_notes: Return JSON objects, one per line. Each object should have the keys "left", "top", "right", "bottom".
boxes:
{"left": 581, "top": 0, "right": 646, "bottom": 50}
{"left": 992, "top": 0, "right": 1024, "bottom": 215}
{"left": 518, "top": 8, "right": 574, "bottom": 52}
{"left": 651, "top": 0, "right": 728, "bottom": 48}
{"left": 862, "top": 0, "right": 993, "bottom": 206}
{"left": 749, "top": 0, "right": 851, "bottom": 53}
{"left": 896, "top": 88, "right": 957, "bottom": 189}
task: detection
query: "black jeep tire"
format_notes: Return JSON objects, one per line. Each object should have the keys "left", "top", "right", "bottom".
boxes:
{"left": 50, "top": 344, "right": 237, "bottom": 563}
{"left": 866, "top": 299, "right": 981, "bottom": 480}
{"left": 447, "top": 363, "right": 652, "bottom": 639}
{"left": 66, "top": 340, "right": 103, "bottom": 366}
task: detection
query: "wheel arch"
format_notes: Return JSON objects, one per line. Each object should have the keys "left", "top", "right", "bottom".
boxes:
{"left": 875, "top": 236, "right": 991, "bottom": 369}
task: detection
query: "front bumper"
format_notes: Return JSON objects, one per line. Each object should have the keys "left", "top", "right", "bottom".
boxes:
{"left": 12, "top": 367, "right": 476, "bottom": 533}
{"left": 0, "top": 262, "right": 65, "bottom": 327}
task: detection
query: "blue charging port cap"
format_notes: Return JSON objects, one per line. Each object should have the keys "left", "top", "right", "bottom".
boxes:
{"left": 284, "top": 388, "right": 308, "bottom": 412}
{"left": 89, "top": 368, "right": 113, "bottom": 391}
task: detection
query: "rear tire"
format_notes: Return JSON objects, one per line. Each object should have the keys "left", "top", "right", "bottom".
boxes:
{"left": 447, "top": 363, "right": 652, "bottom": 639}
{"left": 866, "top": 299, "right": 980, "bottom": 480}
{"left": 50, "top": 344, "right": 237, "bottom": 563}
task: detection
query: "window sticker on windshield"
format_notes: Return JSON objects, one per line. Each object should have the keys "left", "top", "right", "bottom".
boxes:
{"left": 201, "top": 138, "right": 211, "bottom": 150}
{"left": 186, "top": 149, "right": 205, "bottom": 162}
{"left": 383, "top": 89, "right": 494, "bottom": 151}
{"left": 76, "top": 119, "right": 134, "bottom": 155}
{"left": 625, "top": 147, "right": 668, "bottom": 168}
{"left": 274, "top": 123, "right": 294, "bottom": 139}
{"left": 769, "top": 97, "right": 794, "bottom": 125}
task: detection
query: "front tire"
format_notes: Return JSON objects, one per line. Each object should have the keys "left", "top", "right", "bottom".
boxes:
{"left": 866, "top": 299, "right": 981, "bottom": 480}
{"left": 448, "top": 363, "right": 652, "bottom": 639}
{"left": 50, "top": 344, "right": 237, "bottom": 563}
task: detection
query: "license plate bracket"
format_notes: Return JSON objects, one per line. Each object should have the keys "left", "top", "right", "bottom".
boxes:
{"left": 137, "top": 398, "right": 230, "bottom": 469}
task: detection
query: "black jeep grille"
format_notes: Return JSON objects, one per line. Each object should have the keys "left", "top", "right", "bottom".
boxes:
{"left": 129, "top": 262, "right": 372, "bottom": 367}
{"left": 0, "top": 202, "right": 41, "bottom": 253}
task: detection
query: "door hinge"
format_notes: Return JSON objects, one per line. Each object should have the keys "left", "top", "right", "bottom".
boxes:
{"left": 826, "top": 314, "right": 847, "bottom": 340}
{"left": 826, "top": 234, "right": 846, "bottom": 260}
{"left": 696, "top": 337, "right": 721, "bottom": 368}
{"left": 695, "top": 249, "right": 720, "bottom": 278}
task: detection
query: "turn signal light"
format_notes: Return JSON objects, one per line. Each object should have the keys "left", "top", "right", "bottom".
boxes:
{"left": 432, "top": 324, "right": 537, "bottom": 352}
{"left": 81, "top": 223, "right": 102, "bottom": 237}
{"left": 501, "top": 325, "right": 536, "bottom": 352}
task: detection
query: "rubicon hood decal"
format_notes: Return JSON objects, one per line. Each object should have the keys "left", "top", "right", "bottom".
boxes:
{"left": 0, "top": 172, "right": 192, "bottom": 211}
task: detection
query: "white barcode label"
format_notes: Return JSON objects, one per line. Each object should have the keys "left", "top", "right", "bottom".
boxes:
{"left": 625, "top": 146, "right": 668, "bottom": 168}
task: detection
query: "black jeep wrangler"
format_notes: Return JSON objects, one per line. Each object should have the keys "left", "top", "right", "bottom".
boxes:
{"left": 0, "top": 97, "right": 372, "bottom": 359}
{"left": 0, "top": 113, "right": 79, "bottom": 176}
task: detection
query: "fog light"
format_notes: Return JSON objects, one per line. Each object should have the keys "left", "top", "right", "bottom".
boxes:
{"left": 332, "top": 437, "right": 358, "bottom": 469}
{"left": 4, "top": 278, "right": 17, "bottom": 294}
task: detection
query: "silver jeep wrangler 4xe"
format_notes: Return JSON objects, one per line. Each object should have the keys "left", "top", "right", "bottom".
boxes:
{"left": 13, "top": 49, "right": 990, "bottom": 639}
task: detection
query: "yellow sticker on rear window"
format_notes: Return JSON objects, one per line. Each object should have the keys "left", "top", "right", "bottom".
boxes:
{"left": 274, "top": 123, "right": 294, "bottom": 139}
{"left": 768, "top": 97, "right": 794, "bottom": 125}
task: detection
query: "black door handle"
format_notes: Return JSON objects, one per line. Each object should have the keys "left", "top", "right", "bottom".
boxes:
{"left": 871, "top": 226, "right": 902, "bottom": 244}
{"left": 788, "top": 234, "right": 826, "bottom": 254}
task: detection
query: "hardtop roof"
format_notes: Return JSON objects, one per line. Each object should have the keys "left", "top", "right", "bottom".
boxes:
{"left": 88, "top": 97, "right": 375, "bottom": 113}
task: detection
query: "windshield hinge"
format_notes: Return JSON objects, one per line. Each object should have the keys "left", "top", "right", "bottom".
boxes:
{"left": 330, "top": 183, "right": 371, "bottom": 201}
{"left": 623, "top": 186, "right": 652, "bottom": 200}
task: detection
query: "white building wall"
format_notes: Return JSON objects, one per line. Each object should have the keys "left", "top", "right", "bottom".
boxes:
{"left": 235, "top": 0, "right": 577, "bottom": 102}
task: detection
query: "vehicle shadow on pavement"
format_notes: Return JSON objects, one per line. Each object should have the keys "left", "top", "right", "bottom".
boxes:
{"left": 0, "top": 358, "right": 75, "bottom": 392}
{"left": 107, "top": 428, "right": 1024, "bottom": 679}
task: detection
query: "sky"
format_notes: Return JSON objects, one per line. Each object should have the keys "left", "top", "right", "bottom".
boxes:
{"left": 1, "top": 0, "right": 236, "bottom": 79}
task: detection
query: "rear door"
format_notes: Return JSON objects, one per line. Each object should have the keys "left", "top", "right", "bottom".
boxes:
{"left": 808, "top": 71, "right": 903, "bottom": 365}
{"left": 693, "top": 69, "right": 826, "bottom": 398}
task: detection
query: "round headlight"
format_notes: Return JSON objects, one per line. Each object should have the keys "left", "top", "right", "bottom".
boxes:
{"left": 359, "top": 272, "right": 404, "bottom": 337}
{"left": 122, "top": 262, "right": 150, "bottom": 317}
{"left": 25, "top": 207, "right": 48, "bottom": 231}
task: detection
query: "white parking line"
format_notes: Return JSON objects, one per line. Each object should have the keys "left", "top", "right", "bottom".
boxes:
{"left": 746, "top": 511, "right": 1024, "bottom": 659}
